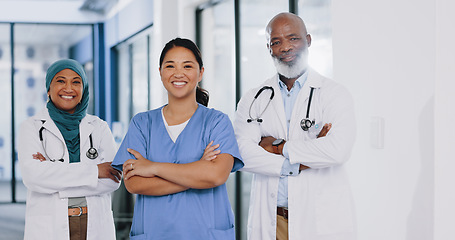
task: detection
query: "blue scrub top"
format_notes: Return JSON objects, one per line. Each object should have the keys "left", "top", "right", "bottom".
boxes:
{"left": 112, "top": 104, "right": 243, "bottom": 240}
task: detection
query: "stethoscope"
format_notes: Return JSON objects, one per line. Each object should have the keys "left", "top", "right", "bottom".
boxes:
{"left": 38, "top": 121, "right": 98, "bottom": 162}
{"left": 247, "top": 85, "right": 316, "bottom": 131}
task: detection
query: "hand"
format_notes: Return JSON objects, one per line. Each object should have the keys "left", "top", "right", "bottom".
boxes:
{"left": 259, "top": 136, "right": 276, "bottom": 154}
{"left": 32, "top": 152, "right": 46, "bottom": 162}
{"left": 201, "top": 141, "right": 221, "bottom": 161}
{"left": 98, "top": 162, "right": 122, "bottom": 183}
{"left": 317, "top": 123, "right": 332, "bottom": 138}
{"left": 123, "top": 148, "right": 156, "bottom": 180}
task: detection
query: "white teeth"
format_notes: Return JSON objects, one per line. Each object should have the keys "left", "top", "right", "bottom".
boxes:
{"left": 173, "top": 82, "right": 186, "bottom": 86}
{"left": 61, "top": 96, "right": 74, "bottom": 99}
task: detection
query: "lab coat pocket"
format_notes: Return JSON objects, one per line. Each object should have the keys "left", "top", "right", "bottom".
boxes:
{"left": 315, "top": 188, "right": 354, "bottom": 235}
{"left": 307, "top": 121, "right": 323, "bottom": 139}
{"left": 209, "top": 225, "right": 235, "bottom": 240}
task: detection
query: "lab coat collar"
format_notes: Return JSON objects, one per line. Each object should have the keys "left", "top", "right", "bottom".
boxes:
{"left": 33, "top": 108, "right": 95, "bottom": 149}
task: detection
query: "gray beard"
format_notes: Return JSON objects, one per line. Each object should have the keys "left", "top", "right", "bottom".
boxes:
{"left": 272, "top": 51, "right": 308, "bottom": 79}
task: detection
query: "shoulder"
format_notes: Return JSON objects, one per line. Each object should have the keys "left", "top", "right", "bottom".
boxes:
{"left": 84, "top": 114, "right": 109, "bottom": 128}
{"left": 239, "top": 75, "right": 278, "bottom": 102}
{"left": 20, "top": 108, "right": 48, "bottom": 129}
{"left": 198, "top": 105, "right": 232, "bottom": 129}
{"left": 199, "top": 105, "right": 228, "bottom": 121}
{"left": 130, "top": 107, "right": 163, "bottom": 124}
{"left": 309, "top": 69, "right": 352, "bottom": 99}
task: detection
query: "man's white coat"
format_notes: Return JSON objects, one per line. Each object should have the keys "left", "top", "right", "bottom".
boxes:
{"left": 234, "top": 69, "right": 357, "bottom": 240}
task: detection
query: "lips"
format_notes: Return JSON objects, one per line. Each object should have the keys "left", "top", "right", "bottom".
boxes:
{"left": 172, "top": 81, "right": 187, "bottom": 87}
{"left": 61, "top": 95, "right": 75, "bottom": 99}
{"left": 280, "top": 53, "right": 296, "bottom": 62}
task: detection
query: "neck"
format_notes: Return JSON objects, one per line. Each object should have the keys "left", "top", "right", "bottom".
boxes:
{"left": 164, "top": 97, "right": 198, "bottom": 125}
{"left": 279, "top": 74, "right": 300, "bottom": 91}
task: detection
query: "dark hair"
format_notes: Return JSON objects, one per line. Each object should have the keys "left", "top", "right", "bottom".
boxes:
{"left": 159, "top": 37, "right": 209, "bottom": 107}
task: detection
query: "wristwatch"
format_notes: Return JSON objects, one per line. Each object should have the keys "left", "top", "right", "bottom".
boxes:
{"left": 272, "top": 138, "right": 285, "bottom": 154}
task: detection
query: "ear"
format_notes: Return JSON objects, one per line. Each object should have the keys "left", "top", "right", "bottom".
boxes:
{"left": 306, "top": 34, "right": 312, "bottom": 47}
{"left": 267, "top": 43, "right": 273, "bottom": 56}
{"left": 198, "top": 67, "right": 205, "bottom": 82}
{"left": 159, "top": 67, "right": 162, "bottom": 77}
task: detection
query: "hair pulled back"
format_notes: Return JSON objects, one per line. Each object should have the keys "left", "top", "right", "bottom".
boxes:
{"left": 159, "top": 37, "right": 209, "bottom": 107}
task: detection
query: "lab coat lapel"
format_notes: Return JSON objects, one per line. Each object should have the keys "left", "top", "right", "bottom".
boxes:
{"left": 79, "top": 116, "right": 93, "bottom": 150}
{"left": 37, "top": 109, "right": 65, "bottom": 143}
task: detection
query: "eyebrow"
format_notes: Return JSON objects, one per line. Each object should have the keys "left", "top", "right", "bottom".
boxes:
{"left": 163, "top": 60, "right": 196, "bottom": 64}
{"left": 55, "top": 76, "right": 81, "bottom": 80}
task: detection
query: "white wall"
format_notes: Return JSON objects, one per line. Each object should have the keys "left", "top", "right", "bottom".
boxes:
{"left": 434, "top": 0, "right": 455, "bottom": 238}
{"left": 333, "top": 0, "right": 455, "bottom": 239}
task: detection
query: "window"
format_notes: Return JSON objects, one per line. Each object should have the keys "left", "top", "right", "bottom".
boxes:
{"left": 0, "top": 23, "right": 93, "bottom": 203}
{"left": 0, "top": 23, "right": 12, "bottom": 202}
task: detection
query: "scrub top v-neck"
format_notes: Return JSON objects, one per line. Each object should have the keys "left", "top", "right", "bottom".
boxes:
{"left": 112, "top": 104, "right": 243, "bottom": 240}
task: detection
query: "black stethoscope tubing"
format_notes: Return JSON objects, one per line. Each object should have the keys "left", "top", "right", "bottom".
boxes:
{"left": 247, "top": 85, "right": 316, "bottom": 131}
{"left": 300, "top": 87, "right": 315, "bottom": 131}
{"left": 39, "top": 125, "right": 98, "bottom": 162}
{"left": 247, "top": 86, "right": 274, "bottom": 123}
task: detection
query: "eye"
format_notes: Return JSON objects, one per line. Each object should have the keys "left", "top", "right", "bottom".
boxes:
{"left": 290, "top": 37, "right": 300, "bottom": 41}
{"left": 270, "top": 41, "right": 280, "bottom": 47}
{"left": 73, "top": 80, "right": 82, "bottom": 84}
{"left": 56, "top": 79, "right": 65, "bottom": 83}
{"left": 165, "top": 65, "right": 174, "bottom": 68}
{"left": 184, "top": 65, "right": 193, "bottom": 69}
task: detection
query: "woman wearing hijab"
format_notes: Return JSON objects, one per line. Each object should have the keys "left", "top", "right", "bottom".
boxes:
{"left": 18, "top": 59, "right": 121, "bottom": 240}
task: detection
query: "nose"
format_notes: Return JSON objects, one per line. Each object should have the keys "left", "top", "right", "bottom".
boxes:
{"left": 63, "top": 82, "right": 74, "bottom": 92}
{"left": 280, "top": 40, "right": 293, "bottom": 53}
{"left": 174, "top": 66, "right": 184, "bottom": 78}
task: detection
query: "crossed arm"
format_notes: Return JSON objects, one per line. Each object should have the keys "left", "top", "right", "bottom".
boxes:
{"left": 258, "top": 123, "right": 332, "bottom": 171}
{"left": 122, "top": 141, "right": 234, "bottom": 196}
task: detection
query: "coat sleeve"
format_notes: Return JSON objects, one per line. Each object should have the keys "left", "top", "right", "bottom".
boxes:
{"left": 287, "top": 83, "right": 356, "bottom": 168}
{"left": 234, "top": 88, "right": 285, "bottom": 177}
{"left": 18, "top": 119, "right": 98, "bottom": 194}
{"left": 58, "top": 121, "right": 121, "bottom": 198}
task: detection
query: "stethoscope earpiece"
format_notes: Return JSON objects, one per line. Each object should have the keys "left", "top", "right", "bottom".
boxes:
{"left": 247, "top": 86, "right": 275, "bottom": 123}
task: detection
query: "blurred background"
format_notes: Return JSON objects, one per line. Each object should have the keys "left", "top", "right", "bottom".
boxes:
{"left": 0, "top": 0, "right": 454, "bottom": 239}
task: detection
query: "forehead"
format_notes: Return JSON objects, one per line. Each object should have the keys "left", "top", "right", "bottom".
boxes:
{"left": 53, "top": 69, "right": 80, "bottom": 79}
{"left": 267, "top": 16, "right": 306, "bottom": 39}
{"left": 163, "top": 46, "right": 197, "bottom": 62}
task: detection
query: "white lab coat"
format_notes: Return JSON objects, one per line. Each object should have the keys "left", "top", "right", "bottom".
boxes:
{"left": 234, "top": 69, "right": 357, "bottom": 240}
{"left": 18, "top": 108, "right": 120, "bottom": 240}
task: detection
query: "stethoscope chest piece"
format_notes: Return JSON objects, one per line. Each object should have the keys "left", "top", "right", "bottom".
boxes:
{"left": 300, "top": 118, "right": 315, "bottom": 131}
{"left": 86, "top": 134, "right": 98, "bottom": 159}
{"left": 86, "top": 147, "right": 98, "bottom": 159}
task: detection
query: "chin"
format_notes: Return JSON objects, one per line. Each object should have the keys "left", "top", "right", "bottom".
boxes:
{"left": 273, "top": 50, "right": 309, "bottom": 79}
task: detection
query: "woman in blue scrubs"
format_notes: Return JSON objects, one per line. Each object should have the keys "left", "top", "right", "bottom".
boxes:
{"left": 112, "top": 38, "right": 243, "bottom": 240}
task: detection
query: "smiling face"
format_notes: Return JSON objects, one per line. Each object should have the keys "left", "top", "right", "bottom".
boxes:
{"left": 266, "top": 13, "right": 312, "bottom": 79}
{"left": 47, "top": 69, "right": 83, "bottom": 114}
{"left": 159, "top": 46, "right": 204, "bottom": 102}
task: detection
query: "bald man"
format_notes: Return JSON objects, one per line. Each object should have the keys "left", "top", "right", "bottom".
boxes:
{"left": 234, "top": 12, "right": 357, "bottom": 240}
